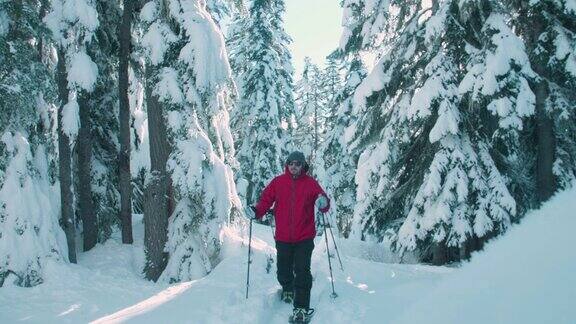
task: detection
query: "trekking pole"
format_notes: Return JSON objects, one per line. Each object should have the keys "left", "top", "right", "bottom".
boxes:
{"left": 246, "top": 219, "right": 253, "bottom": 299}
{"left": 321, "top": 212, "right": 338, "bottom": 299}
{"left": 266, "top": 212, "right": 275, "bottom": 274}
{"left": 324, "top": 213, "right": 344, "bottom": 271}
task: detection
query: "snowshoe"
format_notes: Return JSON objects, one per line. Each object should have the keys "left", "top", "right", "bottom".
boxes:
{"left": 289, "top": 307, "right": 315, "bottom": 323}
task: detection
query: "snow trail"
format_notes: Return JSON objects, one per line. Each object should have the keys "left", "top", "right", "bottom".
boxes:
{"left": 83, "top": 221, "right": 448, "bottom": 324}
{"left": 0, "top": 215, "right": 449, "bottom": 323}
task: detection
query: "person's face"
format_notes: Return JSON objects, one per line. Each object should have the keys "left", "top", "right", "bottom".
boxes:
{"left": 287, "top": 160, "right": 303, "bottom": 176}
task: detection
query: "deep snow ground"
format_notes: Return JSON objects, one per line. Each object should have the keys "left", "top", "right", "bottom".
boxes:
{"left": 89, "top": 223, "right": 450, "bottom": 324}
{"left": 0, "top": 215, "right": 450, "bottom": 323}
{"left": 1, "top": 187, "right": 575, "bottom": 323}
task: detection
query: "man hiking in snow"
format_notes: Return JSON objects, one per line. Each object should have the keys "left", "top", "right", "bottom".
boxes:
{"left": 245, "top": 151, "right": 330, "bottom": 323}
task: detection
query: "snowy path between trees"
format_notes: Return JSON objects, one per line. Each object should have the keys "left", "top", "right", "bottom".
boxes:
{"left": 0, "top": 215, "right": 449, "bottom": 324}
{"left": 2, "top": 187, "right": 576, "bottom": 323}
{"left": 88, "top": 222, "right": 449, "bottom": 324}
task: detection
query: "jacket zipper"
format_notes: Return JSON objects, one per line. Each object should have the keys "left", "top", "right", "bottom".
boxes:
{"left": 289, "top": 177, "right": 296, "bottom": 241}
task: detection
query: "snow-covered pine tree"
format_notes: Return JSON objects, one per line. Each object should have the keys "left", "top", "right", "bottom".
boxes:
{"left": 140, "top": 0, "right": 240, "bottom": 282}
{"left": 46, "top": 0, "right": 101, "bottom": 251}
{"left": 320, "top": 57, "right": 343, "bottom": 131}
{"left": 339, "top": 0, "right": 384, "bottom": 53}
{"left": 347, "top": 0, "right": 533, "bottom": 263}
{"left": 206, "top": 0, "right": 233, "bottom": 27}
{"left": 118, "top": 0, "right": 138, "bottom": 244}
{"left": 227, "top": 0, "right": 295, "bottom": 205}
{"left": 314, "top": 0, "right": 382, "bottom": 237}
{"left": 505, "top": 0, "right": 576, "bottom": 203}
{"left": 456, "top": 0, "right": 540, "bottom": 217}
{"left": 85, "top": 0, "right": 122, "bottom": 243}
{"left": 129, "top": 7, "right": 151, "bottom": 216}
{"left": 294, "top": 57, "right": 326, "bottom": 157}
{"left": 0, "top": 0, "right": 67, "bottom": 287}
{"left": 270, "top": 0, "right": 296, "bottom": 137}
{"left": 317, "top": 53, "right": 367, "bottom": 236}
{"left": 45, "top": 2, "right": 76, "bottom": 263}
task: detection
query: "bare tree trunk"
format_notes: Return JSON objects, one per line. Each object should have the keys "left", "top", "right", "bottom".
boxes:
{"left": 431, "top": 242, "right": 447, "bottom": 265}
{"left": 534, "top": 81, "right": 555, "bottom": 203}
{"left": 77, "top": 92, "right": 98, "bottom": 251}
{"left": 143, "top": 68, "right": 170, "bottom": 281}
{"left": 37, "top": 0, "right": 48, "bottom": 61}
{"left": 118, "top": 0, "right": 135, "bottom": 244}
{"left": 56, "top": 47, "right": 77, "bottom": 263}
{"left": 314, "top": 102, "right": 319, "bottom": 154}
{"left": 524, "top": 7, "right": 556, "bottom": 203}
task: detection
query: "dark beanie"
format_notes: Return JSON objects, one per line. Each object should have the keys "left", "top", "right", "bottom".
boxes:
{"left": 286, "top": 151, "right": 306, "bottom": 165}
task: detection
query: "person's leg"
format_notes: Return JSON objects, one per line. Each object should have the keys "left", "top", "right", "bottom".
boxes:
{"left": 276, "top": 240, "right": 295, "bottom": 293}
{"left": 293, "top": 239, "right": 314, "bottom": 309}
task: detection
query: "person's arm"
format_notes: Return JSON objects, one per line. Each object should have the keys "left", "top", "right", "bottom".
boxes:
{"left": 254, "top": 178, "right": 276, "bottom": 219}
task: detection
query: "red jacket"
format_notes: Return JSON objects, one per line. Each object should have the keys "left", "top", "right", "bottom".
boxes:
{"left": 255, "top": 167, "right": 330, "bottom": 243}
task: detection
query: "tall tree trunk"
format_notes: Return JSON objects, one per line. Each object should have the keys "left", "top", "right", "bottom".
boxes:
{"left": 314, "top": 102, "right": 319, "bottom": 154}
{"left": 56, "top": 48, "right": 77, "bottom": 263}
{"left": 431, "top": 242, "right": 447, "bottom": 265}
{"left": 118, "top": 0, "right": 134, "bottom": 244}
{"left": 143, "top": 68, "right": 170, "bottom": 281}
{"left": 534, "top": 81, "right": 555, "bottom": 203}
{"left": 77, "top": 92, "right": 98, "bottom": 251}
{"left": 523, "top": 5, "right": 556, "bottom": 203}
{"left": 37, "top": 0, "right": 48, "bottom": 61}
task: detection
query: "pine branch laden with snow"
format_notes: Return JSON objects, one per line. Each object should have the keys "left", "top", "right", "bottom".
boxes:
{"left": 294, "top": 58, "right": 328, "bottom": 155}
{"left": 45, "top": 0, "right": 100, "bottom": 144}
{"left": 0, "top": 132, "right": 67, "bottom": 287}
{"left": 345, "top": 1, "right": 535, "bottom": 263}
{"left": 316, "top": 54, "right": 368, "bottom": 236}
{"left": 226, "top": 0, "right": 295, "bottom": 205}
{"left": 82, "top": 0, "right": 124, "bottom": 242}
{"left": 339, "top": 0, "right": 392, "bottom": 54}
{"left": 504, "top": 0, "right": 576, "bottom": 192}
{"left": 128, "top": 63, "right": 150, "bottom": 214}
{"left": 397, "top": 137, "right": 516, "bottom": 254}
{"left": 46, "top": 0, "right": 124, "bottom": 245}
{"left": 321, "top": 57, "right": 345, "bottom": 130}
{"left": 141, "top": 0, "right": 240, "bottom": 282}
{"left": 293, "top": 57, "right": 343, "bottom": 157}
{"left": 0, "top": 0, "right": 65, "bottom": 287}
{"left": 457, "top": 5, "right": 541, "bottom": 212}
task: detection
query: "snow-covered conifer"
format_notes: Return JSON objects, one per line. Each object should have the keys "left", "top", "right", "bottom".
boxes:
{"left": 294, "top": 58, "right": 326, "bottom": 157}
{"left": 140, "top": 0, "right": 240, "bottom": 282}
{"left": 46, "top": 0, "right": 102, "bottom": 251}
{"left": 317, "top": 54, "right": 367, "bottom": 236}
{"left": 0, "top": 0, "right": 67, "bottom": 287}
{"left": 505, "top": 0, "right": 576, "bottom": 202}
{"left": 320, "top": 57, "right": 343, "bottom": 131}
{"left": 347, "top": 1, "right": 534, "bottom": 263}
{"left": 227, "top": 0, "right": 295, "bottom": 205}
{"left": 86, "top": 0, "right": 122, "bottom": 243}
{"left": 313, "top": 0, "right": 377, "bottom": 236}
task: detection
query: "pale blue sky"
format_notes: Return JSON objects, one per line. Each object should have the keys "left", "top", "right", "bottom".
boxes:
{"left": 284, "top": 0, "right": 342, "bottom": 77}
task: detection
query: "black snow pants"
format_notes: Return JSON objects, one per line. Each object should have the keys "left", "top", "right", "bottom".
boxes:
{"left": 275, "top": 239, "right": 314, "bottom": 309}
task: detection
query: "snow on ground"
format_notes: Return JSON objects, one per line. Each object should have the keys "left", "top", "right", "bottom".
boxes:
{"left": 0, "top": 216, "right": 165, "bottom": 323}
{"left": 1, "top": 187, "right": 575, "bottom": 323}
{"left": 393, "top": 187, "right": 576, "bottom": 324}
